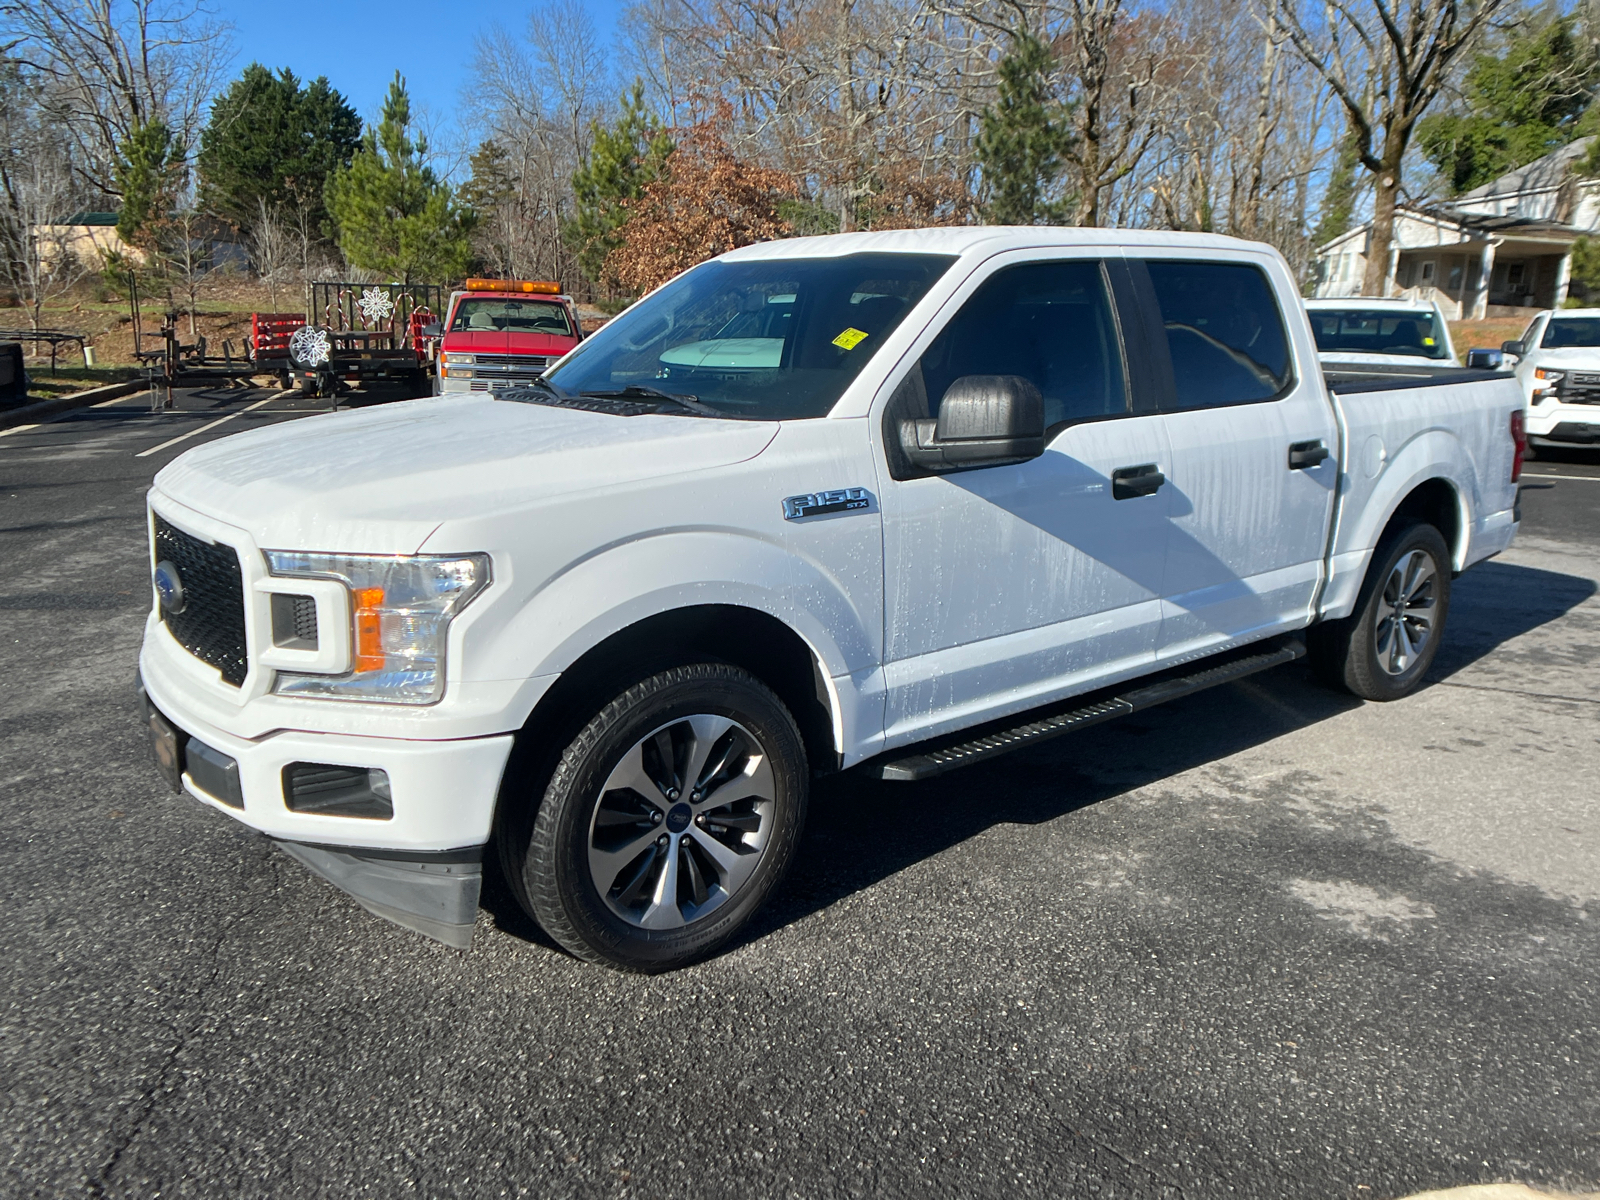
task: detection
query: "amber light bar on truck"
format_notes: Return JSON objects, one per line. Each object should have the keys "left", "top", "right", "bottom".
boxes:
{"left": 463, "top": 278, "right": 561, "bottom": 294}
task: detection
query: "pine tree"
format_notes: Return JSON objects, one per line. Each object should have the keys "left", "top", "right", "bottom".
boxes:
{"left": 115, "top": 119, "right": 185, "bottom": 250}
{"left": 1312, "top": 117, "right": 1364, "bottom": 249}
{"left": 197, "top": 64, "right": 361, "bottom": 235}
{"left": 460, "top": 140, "right": 521, "bottom": 277}
{"left": 975, "top": 29, "right": 1075, "bottom": 225}
{"left": 324, "top": 73, "right": 473, "bottom": 282}
{"left": 568, "top": 81, "right": 673, "bottom": 286}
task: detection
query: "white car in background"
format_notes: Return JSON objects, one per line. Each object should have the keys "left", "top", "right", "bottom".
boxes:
{"left": 1304, "top": 297, "right": 1460, "bottom": 380}
{"left": 1502, "top": 309, "right": 1600, "bottom": 449}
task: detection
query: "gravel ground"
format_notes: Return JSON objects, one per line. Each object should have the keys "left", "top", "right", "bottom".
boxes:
{"left": 1, "top": 388, "right": 1597, "bottom": 1199}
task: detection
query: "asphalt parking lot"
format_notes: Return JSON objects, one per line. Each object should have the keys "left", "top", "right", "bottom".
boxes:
{"left": 2, "top": 387, "right": 1597, "bottom": 1199}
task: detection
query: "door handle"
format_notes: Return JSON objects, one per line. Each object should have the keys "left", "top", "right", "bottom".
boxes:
{"left": 1111, "top": 463, "right": 1165, "bottom": 500}
{"left": 1288, "top": 440, "right": 1331, "bottom": 470}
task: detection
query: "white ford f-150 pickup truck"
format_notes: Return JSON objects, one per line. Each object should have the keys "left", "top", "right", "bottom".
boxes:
{"left": 139, "top": 228, "right": 1525, "bottom": 970}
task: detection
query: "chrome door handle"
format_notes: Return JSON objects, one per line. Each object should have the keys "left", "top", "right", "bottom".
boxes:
{"left": 1289, "top": 440, "right": 1331, "bottom": 470}
{"left": 1111, "top": 463, "right": 1165, "bottom": 500}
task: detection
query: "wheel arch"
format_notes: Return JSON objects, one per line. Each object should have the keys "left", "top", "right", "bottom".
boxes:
{"left": 493, "top": 604, "right": 842, "bottom": 847}
{"left": 1321, "top": 468, "right": 1469, "bottom": 622}
{"left": 1384, "top": 476, "right": 1465, "bottom": 570}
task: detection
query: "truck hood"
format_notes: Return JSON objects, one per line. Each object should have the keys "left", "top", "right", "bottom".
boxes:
{"left": 1523, "top": 347, "right": 1600, "bottom": 367}
{"left": 153, "top": 395, "right": 778, "bottom": 554}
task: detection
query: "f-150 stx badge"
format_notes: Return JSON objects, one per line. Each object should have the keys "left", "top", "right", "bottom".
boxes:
{"left": 782, "top": 488, "right": 873, "bottom": 520}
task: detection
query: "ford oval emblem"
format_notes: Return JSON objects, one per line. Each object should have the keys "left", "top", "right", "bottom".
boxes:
{"left": 153, "top": 560, "right": 186, "bottom": 615}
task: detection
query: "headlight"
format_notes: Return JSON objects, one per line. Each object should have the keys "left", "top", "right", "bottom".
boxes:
{"left": 443, "top": 352, "right": 474, "bottom": 364}
{"left": 265, "top": 551, "right": 491, "bottom": 704}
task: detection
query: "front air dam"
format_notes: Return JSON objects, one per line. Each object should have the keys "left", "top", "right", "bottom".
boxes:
{"left": 275, "top": 841, "right": 484, "bottom": 949}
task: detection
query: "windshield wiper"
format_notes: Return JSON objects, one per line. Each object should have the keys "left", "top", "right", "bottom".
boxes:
{"left": 499, "top": 377, "right": 667, "bottom": 416}
{"left": 578, "top": 385, "right": 729, "bottom": 419}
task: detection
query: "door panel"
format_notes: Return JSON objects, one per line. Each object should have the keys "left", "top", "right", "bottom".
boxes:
{"left": 1159, "top": 399, "right": 1337, "bottom": 655}
{"left": 876, "top": 254, "right": 1174, "bottom": 748}
{"left": 1131, "top": 257, "right": 1339, "bottom": 657}
{"left": 881, "top": 416, "right": 1173, "bottom": 745}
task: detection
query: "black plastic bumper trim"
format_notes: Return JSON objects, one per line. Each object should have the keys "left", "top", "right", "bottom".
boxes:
{"left": 274, "top": 840, "right": 485, "bottom": 949}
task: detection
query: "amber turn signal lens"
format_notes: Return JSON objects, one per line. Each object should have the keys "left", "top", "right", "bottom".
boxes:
{"left": 353, "top": 586, "right": 385, "bottom": 672}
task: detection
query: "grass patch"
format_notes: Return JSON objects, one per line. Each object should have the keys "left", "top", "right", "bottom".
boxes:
{"left": 20, "top": 365, "right": 145, "bottom": 402}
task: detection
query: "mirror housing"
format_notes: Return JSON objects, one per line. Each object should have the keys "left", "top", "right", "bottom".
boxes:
{"left": 1501, "top": 339, "right": 1527, "bottom": 358}
{"left": 420, "top": 322, "right": 442, "bottom": 337}
{"left": 899, "top": 375, "right": 1045, "bottom": 473}
{"left": 1466, "top": 347, "right": 1504, "bottom": 370}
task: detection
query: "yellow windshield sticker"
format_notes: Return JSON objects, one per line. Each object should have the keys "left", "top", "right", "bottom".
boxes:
{"left": 832, "top": 327, "right": 869, "bottom": 350}
{"left": 1423, "top": 336, "right": 1436, "bottom": 345}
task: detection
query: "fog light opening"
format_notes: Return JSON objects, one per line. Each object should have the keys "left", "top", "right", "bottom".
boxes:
{"left": 283, "top": 762, "right": 394, "bottom": 819}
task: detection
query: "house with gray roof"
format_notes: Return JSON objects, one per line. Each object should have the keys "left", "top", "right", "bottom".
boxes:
{"left": 1311, "top": 137, "right": 1599, "bottom": 318}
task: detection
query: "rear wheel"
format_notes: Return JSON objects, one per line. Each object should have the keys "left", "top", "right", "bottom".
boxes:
{"left": 1309, "top": 520, "right": 1451, "bottom": 701}
{"left": 516, "top": 663, "right": 808, "bottom": 971}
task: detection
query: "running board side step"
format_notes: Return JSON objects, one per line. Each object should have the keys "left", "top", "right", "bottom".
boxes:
{"left": 867, "top": 637, "right": 1306, "bottom": 782}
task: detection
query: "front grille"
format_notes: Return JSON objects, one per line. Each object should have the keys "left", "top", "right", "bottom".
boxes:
{"left": 1559, "top": 373, "right": 1600, "bottom": 405}
{"left": 153, "top": 515, "right": 248, "bottom": 686}
{"left": 495, "top": 354, "right": 549, "bottom": 370}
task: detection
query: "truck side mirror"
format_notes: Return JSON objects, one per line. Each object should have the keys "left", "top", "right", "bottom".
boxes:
{"left": 1501, "top": 339, "right": 1527, "bottom": 358}
{"left": 1466, "top": 348, "right": 1504, "bottom": 370}
{"left": 421, "top": 322, "right": 442, "bottom": 337}
{"left": 899, "top": 375, "right": 1045, "bottom": 473}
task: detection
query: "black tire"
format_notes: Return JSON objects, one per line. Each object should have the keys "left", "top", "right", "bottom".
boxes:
{"left": 1308, "top": 520, "right": 1451, "bottom": 701}
{"left": 516, "top": 663, "right": 808, "bottom": 971}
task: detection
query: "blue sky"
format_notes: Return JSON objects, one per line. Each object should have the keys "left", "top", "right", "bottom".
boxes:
{"left": 211, "top": 0, "right": 631, "bottom": 141}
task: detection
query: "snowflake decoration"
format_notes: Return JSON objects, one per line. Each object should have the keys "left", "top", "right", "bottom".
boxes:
{"left": 289, "top": 325, "right": 332, "bottom": 367}
{"left": 357, "top": 286, "right": 395, "bottom": 326}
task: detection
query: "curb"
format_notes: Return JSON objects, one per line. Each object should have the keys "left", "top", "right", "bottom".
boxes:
{"left": 0, "top": 379, "right": 149, "bottom": 431}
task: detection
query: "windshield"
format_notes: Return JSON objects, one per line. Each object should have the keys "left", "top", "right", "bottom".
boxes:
{"left": 541, "top": 252, "right": 956, "bottom": 419}
{"left": 1308, "top": 308, "right": 1449, "bottom": 360}
{"left": 450, "top": 298, "right": 573, "bottom": 337}
{"left": 1541, "top": 317, "right": 1600, "bottom": 348}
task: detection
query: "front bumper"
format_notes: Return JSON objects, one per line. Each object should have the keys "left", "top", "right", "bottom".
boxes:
{"left": 1526, "top": 401, "right": 1600, "bottom": 441}
{"left": 140, "top": 669, "right": 513, "bottom": 948}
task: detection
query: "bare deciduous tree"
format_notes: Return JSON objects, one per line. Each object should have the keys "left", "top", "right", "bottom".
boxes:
{"left": 0, "top": 0, "right": 232, "bottom": 194}
{"left": 1059, "top": 0, "right": 1167, "bottom": 227}
{"left": 248, "top": 195, "right": 289, "bottom": 311}
{"left": 1281, "top": 0, "right": 1507, "bottom": 294}
{"left": 0, "top": 66, "right": 91, "bottom": 332}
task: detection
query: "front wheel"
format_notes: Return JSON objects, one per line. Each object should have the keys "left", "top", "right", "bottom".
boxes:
{"left": 517, "top": 664, "right": 808, "bottom": 971}
{"left": 1308, "top": 520, "right": 1452, "bottom": 701}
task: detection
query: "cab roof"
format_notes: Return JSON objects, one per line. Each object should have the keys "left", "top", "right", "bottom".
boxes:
{"left": 718, "top": 226, "right": 1279, "bottom": 262}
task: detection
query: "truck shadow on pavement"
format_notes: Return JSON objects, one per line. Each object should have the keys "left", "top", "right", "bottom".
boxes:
{"left": 481, "top": 558, "right": 1595, "bottom": 958}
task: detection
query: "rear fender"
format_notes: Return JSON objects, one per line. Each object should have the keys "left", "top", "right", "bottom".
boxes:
{"left": 1321, "top": 428, "right": 1474, "bottom": 621}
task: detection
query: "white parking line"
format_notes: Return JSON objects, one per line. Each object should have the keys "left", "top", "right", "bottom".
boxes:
{"left": 1523, "top": 472, "right": 1600, "bottom": 482}
{"left": 134, "top": 396, "right": 276, "bottom": 458}
{"left": 0, "top": 423, "right": 39, "bottom": 438}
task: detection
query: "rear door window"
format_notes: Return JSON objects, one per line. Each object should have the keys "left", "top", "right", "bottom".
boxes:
{"left": 1142, "top": 260, "right": 1293, "bottom": 410}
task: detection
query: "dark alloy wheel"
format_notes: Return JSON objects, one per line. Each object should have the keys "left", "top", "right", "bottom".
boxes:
{"left": 516, "top": 664, "right": 807, "bottom": 971}
{"left": 1309, "top": 520, "right": 1452, "bottom": 702}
